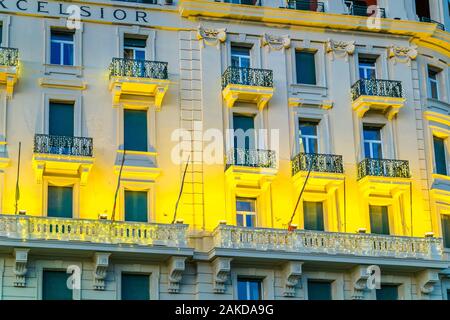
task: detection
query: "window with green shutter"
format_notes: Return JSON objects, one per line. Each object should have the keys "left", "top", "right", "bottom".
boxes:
{"left": 47, "top": 186, "right": 73, "bottom": 218}
{"left": 303, "top": 201, "right": 324, "bottom": 231}
{"left": 124, "top": 109, "right": 148, "bottom": 152}
{"left": 433, "top": 136, "right": 448, "bottom": 176}
{"left": 124, "top": 190, "right": 148, "bottom": 222}
{"left": 307, "top": 280, "right": 332, "bottom": 300}
{"left": 49, "top": 102, "right": 74, "bottom": 137}
{"left": 42, "top": 270, "right": 72, "bottom": 300}
{"left": 121, "top": 273, "right": 150, "bottom": 300}
{"left": 295, "top": 51, "right": 316, "bottom": 85}
{"left": 376, "top": 285, "right": 399, "bottom": 300}
{"left": 369, "top": 205, "right": 390, "bottom": 235}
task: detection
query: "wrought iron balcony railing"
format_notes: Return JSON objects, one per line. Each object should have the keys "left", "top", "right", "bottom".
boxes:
{"left": 345, "top": 2, "right": 386, "bottom": 18}
{"left": 0, "top": 215, "right": 189, "bottom": 248}
{"left": 357, "top": 158, "right": 410, "bottom": 180}
{"left": 351, "top": 79, "right": 403, "bottom": 101}
{"left": 34, "top": 134, "right": 93, "bottom": 157}
{"left": 420, "top": 17, "right": 445, "bottom": 31}
{"left": 213, "top": 224, "right": 443, "bottom": 260}
{"left": 109, "top": 58, "right": 168, "bottom": 80}
{"left": 222, "top": 66, "right": 273, "bottom": 89}
{"left": 287, "top": 0, "right": 324, "bottom": 12}
{"left": 217, "top": 0, "right": 260, "bottom": 5}
{"left": 0, "top": 47, "right": 19, "bottom": 67}
{"left": 226, "top": 148, "right": 277, "bottom": 170}
{"left": 292, "top": 153, "right": 344, "bottom": 176}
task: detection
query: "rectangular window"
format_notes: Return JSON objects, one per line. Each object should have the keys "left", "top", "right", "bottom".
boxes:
{"left": 369, "top": 205, "right": 390, "bottom": 235}
{"left": 50, "top": 30, "right": 74, "bottom": 66}
{"left": 359, "top": 57, "right": 377, "bottom": 79}
{"left": 363, "top": 126, "right": 383, "bottom": 159}
{"left": 231, "top": 46, "right": 251, "bottom": 68}
{"left": 42, "top": 270, "right": 72, "bottom": 300}
{"left": 428, "top": 67, "right": 440, "bottom": 100}
{"left": 433, "top": 136, "right": 448, "bottom": 176}
{"left": 447, "top": 289, "right": 450, "bottom": 300}
{"left": 236, "top": 198, "right": 256, "bottom": 228}
{"left": 237, "top": 278, "right": 262, "bottom": 300}
{"left": 442, "top": 215, "right": 450, "bottom": 248}
{"left": 295, "top": 51, "right": 317, "bottom": 85}
{"left": 303, "top": 201, "right": 324, "bottom": 231}
{"left": 124, "top": 36, "right": 146, "bottom": 60}
{"left": 299, "top": 120, "right": 319, "bottom": 154}
{"left": 49, "top": 102, "right": 74, "bottom": 137}
{"left": 124, "top": 109, "right": 148, "bottom": 152}
{"left": 121, "top": 273, "right": 150, "bottom": 300}
{"left": 376, "top": 285, "right": 399, "bottom": 300}
{"left": 124, "top": 190, "right": 148, "bottom": 222}
{"left": 47, "top": 186, "right": 73, "bottom": 218}
{"left": 233, "top": 114, "right": 255, "bottom": 151}
{"left": 307, "top": 280, "right": 332, "bottom": 300}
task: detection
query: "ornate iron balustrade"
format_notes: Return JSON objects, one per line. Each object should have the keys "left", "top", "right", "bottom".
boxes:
{"left": 357, "top": 158, "right": 410, "bottom": 180}
{"left": 226, "top": 148, "right": 277, "bottom": 170}
{"left": 109, "top": 58, "right": 168, "bottom": 80}
{"left": 291, "top": 153, "right": 343, "bottom": 176}
{"left": 0, "top": 215, "right": 189, "bottom": 248}
{"left": 218, "top": 0, "right": 261, "bottom": 5}
{"left": 420, "top": 17, "right": 445, "bottom": 31}
{"left": 351, "top": 79, "right": 403, "bottom": 101}
{"left": 213, "top": 224, "right": 443, "bottom": 260}
{"left": 222, "top": 66, "right": 273, "bottom": 89}
{"left": 0, "top": 47, "right": 19, "bottom": 67}
{"left": 287, "top": 0, "right": 325, "bottom": 12}
{"left": 34, "top": 134, "right": 93, "bottom": 157}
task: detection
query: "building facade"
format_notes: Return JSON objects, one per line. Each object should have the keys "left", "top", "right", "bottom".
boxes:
{"left": 0, "top": 0, "right": 448, "bottom": 300}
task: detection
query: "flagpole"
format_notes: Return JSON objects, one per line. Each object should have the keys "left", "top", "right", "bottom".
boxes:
{"left": 172, "top": 154, "right": 190, "bottom": 224}
{"left": 14, "top": 142, "right": 21, "bottom": 215}
{"left": 111, "top": 150, "right": 126, "bottom": 221}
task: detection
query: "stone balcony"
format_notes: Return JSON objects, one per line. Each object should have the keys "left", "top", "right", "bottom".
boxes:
{"left": 32, "top": 134, "right": 94, "bottom": 185}
{"left": 0, "top": 47, "right": 19, "bottom": 98}
{"left": 109, "top": 58, "right": 169, "bottom": 110}
{"left": 0, "top": 214, "right": 189, "bottom": 250}
{"left": 211, "top": 224, "right": 445, "bottom": 266}
{"left": 351, "top": 79, "right": 405, "bottom": 120}
{"left": 221, "top": 66, "right": 274, "bottom": 110}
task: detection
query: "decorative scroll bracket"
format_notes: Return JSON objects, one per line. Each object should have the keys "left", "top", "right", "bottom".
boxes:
{"left": 197, "top": 26, "right": 227, "bottom": 48}
{"left": 417, "top": 270, "right": 440, "bottom": 299}
{"left": 283, "top": 261, "right": 303, "bottom": 297}
{"left": 93, "top": 252, "right": 110, "bottom": 291}
{"left": 212, "top": 257, "right": 232, "bottom": 294}
{"left": 388, "top": 45, "right": 418, "bottom": 65}
{"left": 326, "top": 39, "right": 355, "bottom": 61}
{"left": 13, "top": 248, "right": 29, "bottom": 287}
{"left": 261, "top": 34, "right": 291, "bottom": 52}
{"left": 168, "top": 257, "right": 186, "bottom": 294}
{"left": 351, "top": 266, "right": 371, "bottom": 300}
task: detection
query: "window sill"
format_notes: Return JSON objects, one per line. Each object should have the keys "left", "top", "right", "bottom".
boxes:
{"left": 426, "top": 98, "right": 450, "bottom": 113}
{"left": 44, "top": 64, "right": 84, "bottom": 77}
{"left": 289, "top": 84, "right": 329, "bottom": 107}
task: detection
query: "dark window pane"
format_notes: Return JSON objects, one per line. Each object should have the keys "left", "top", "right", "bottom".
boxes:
{"left": 50, "top": 31, "right": 74, "bottom": 66}
{"left": 124, "top": 37, "right": 147, "bottom": 48}
{"left": 124, "top": 109, "right": 148, "bottom": 152}
{"left": 433, "top": 136, "right": 447, "bottom": 175}
{"left": 307, "top": 280, "right": 332, "bottom": 300}
{"left": 50, "top": 42, "right": 61, "bottom": 65}
{"left": 303, "top": 201, "right": 324, "bottom": 231}
{"left": 121, "top": 273, "right": 150, "bottom": 300}
{"left": 49, "top": 102, "right": 74, "bottom": 137}
{"left": 376, "top": 285, "right": 398, "bottom": 300}
{"left": 299, "top": 121, "right": 318, "bottom": 136}
{"left": 63, "top": 43, "right": 74, "bottom": 66}
{"left": 447, "top": 289, "right": 450, "bottom": 300}
{"left": 296, "top": 51, "right": 316, "bottom": 85}
{"left": 42, "top": 271, "right": 72, "bottom": 300}
{"left": 51, "top": 31, "right": 74, "bottom": 42}
{"left": 363, "top": 127, "right": 381, "bottom": 140}
{"left": 370, "top": 205, "right": 390, "bottom": 235}
{"left": 237, "top": 279, "right": 261, "bottom": 300}
{"left": 442, "top": 215, "right": 450, "bottom": 248}
{"left": 233, "top": 114, "right": 254, "bottom": 150}
{"left": 124, "top": 190, "right": 148, "bottom": 222}
{"left": 231, "top": 46, "right": 251, "bottom": 68}
{"left": 48, "top": 186, "right": 73, "bottom": 218}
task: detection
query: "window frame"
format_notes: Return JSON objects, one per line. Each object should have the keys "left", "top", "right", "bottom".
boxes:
{"left": 433, "top": 135, "right": 448, "bottom": 176}
{"left": 114, "top": 264, "right": 160, "bottom": 300}
{"left": 36, "top": 260, "right": 82, "bottom": 300}
{"left": 237, "top": 278, "right": 263, "bottom": 300}
{"left": 231, "top": 268, "right": 274, "bottom": 300}
{"left": 118, "top": 181, "right": 154, "bottom": 223}
{"left": 295, "top": 50, "right": 318, "bottom": 85}
{"left": 302, "top": 272, "right": 344, "bottom": 300}
{"left": 50, "top": 30, "right": 75, "bottom": 66}
{"left": 427, "top": 66, "right": 441, "bottom": 100}
{"left": 43, "top": 177, "right": 80, "bottom": 219}
{"left": 298, "top": 119, "right": 320, "bottom": 154}
{"left": 363, "top": 125, "right": 383, "bottom": 159}
{"left": 123, "top": 189, "right": 150, "bottom": 223}
{"left": 236, "top": 197, "right": 257, "bottom": 228}
{"left": 118, "top": 27, "right": 155, "bottom": 61}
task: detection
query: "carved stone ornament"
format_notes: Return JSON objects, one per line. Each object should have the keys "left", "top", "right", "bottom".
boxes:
{"left": 283, "top": 261, "right": 303, "bottom": 297}
{"left": 93, "top": 252, "right": 110, "bottom": 291}
{"left": 212, "top": 257, "right": 232, "bottom": 294}
{"left": 197, "top": 26, "right": 227, "bottom": 47}
{"left": 168, "top": 257, "right": 186, "bottom": 294}
{"left": 326, "top": 39, "right": 355, "bottom": 60}
{"left": 13, "top": 248, "right": 29, "bottom": 287}
{"left": 387, "top": 45, "right": 418, "bottom": 64}
{"left": 261, "top": 33, "right": 291, "bottom": 51}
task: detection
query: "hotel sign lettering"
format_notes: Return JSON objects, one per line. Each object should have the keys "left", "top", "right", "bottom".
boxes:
{"left": 0, "top": 0, "right": 157, "bottom": 26}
